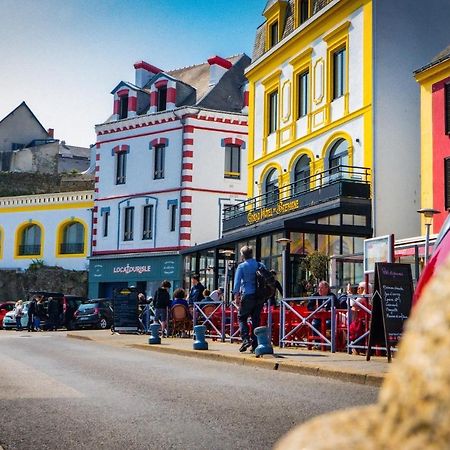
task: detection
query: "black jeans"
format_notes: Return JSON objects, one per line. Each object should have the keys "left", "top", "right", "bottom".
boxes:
{"left": 238, "top": 294, "right": 263, "bottom": 349}
{"left": 27, "top": 313, "right": 35, "bottom": 331}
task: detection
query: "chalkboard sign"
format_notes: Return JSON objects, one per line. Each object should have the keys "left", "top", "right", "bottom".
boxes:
{"left": 367, "top": 263, "right": 413, "bottom": 362}
{"left": 113, "top": 287, "right": 139, "bottom": 333}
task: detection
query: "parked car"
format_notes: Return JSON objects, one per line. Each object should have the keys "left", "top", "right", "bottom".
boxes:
{"left": 3, "top": 302, "right": 30, "bottom": 330}
{"left": 0, "top": 302, "right": 15, "bottom": 328}
{"left": 27, "top": 292, "right": 86, "bottom": 330}
{"left": 414, "top": 214, "right": 450, "bottom": 305}
{"left": 73, "top": 299, "right": 113, "bottom": 329}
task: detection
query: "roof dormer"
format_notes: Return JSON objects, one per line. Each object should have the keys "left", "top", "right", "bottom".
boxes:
{"left": 263, "top": 0, "right": 288, "bottom": 51}
{"left": 148, "top": 75, "right": 177, "bottom": 113}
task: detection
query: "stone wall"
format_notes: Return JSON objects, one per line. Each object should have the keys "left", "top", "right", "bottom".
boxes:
{"left": 0, "top": 172, "right": 93, "bottom": 197}
{"left": 0, "top": 267, "right": 88, "bottom": 300}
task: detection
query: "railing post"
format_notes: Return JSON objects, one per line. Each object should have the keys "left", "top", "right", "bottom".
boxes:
{"left": 221, "top": 301, "right": 225, "bottom": 342}
{"left": 330, "top": 296, "right": 336, "bottom": 353}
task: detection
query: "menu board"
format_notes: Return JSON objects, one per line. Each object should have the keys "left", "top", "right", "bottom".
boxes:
{"left": 113, "top": 288, "right": 139, "bottom": 333}
{"left": 367, "top": 263, "right": 413, "bottom": 362}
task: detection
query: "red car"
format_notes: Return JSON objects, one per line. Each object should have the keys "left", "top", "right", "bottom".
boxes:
{"left": 0, "top": 302, "right": 16, "bottom": 328}
{"left": 414, "top": 214, "right": 450, "bottom": 305}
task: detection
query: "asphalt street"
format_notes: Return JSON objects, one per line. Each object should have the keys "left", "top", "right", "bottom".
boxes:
{"left": 0, "top": 331, "right": 379, "bottom": 449}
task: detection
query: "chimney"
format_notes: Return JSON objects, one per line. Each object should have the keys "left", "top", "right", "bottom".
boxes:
{"left": 134, "top": 61, "right": 163, "bottom": 88}
{"left": 47, "top": 128, "right": 54, "bottom": 138}
{"left": 207, "top": 56, "right": 233, "bottom": 86}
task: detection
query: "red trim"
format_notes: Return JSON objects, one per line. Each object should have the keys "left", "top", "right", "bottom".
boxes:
{"left": 92, "top": 245, "right": 183, "bottom": 256}
{"left": 181, "top": 196, "right": 192, "bottom": 202}
{"left": 182, "top": 175, "right": 193, "bottom": 182}
{"left": 117, "top": 89, "right": 129, "bottom": 97}
{"left": 95, "top": 187, "right": 247, "bottom": 203}
{"left": 95, "top": 166, "right": 100, "bottom": 172}
{"left": 167, "top": 87, "right": 176, "bottom": 103}
{"left": 128, "top": 96, "right": 137, "bottom": 111}
{"left": 113, "top": 99, "right": 120, "bottom": 115}
{"left": 180, "top": 233, "right": 191, "bottom": 240}
{"left": 95, "top": 176, "right": 99, "bottom": 183}
{"left": 244, "top": 90, "right": 249, "bottom": 107}
{"left": 180, "top": 220, "right": 191, "bottom": 228}
{"left": 96, "top": 127, "right": 183, "bottom": 145}
{"left": 92, "top": 240, "right": 97, "bottom": 247}
{"left": 96, "top": 154, "right": 100, "bottom": 161}
{"left": 207, "top": 56, "right": 232, "bottom": 69}
{"left": 183, "top": 138, "right": 194, "bottom": 145}
{"left": 150, "top": 91, "right": 157, "bottom": 107}
{"left": 180, "top": 208, "right": 192, "bottom": 215}
{"left": 192, "top": 124, "right": 247, "bottom": 135}
{"left": 92, "top": 228, "right": 97, "bottom": 236}
{"left": 183, "top": 150, "right": 193, "bottom": 158}
{"left": 93, "top": 218, "right": 98, "bottom": 224}
{"left": 182, "top": 162, "right": 193, "bottom": 170}
{"left": 184, "top": 125, "right": 195, "bottom": 133}
{"left": 133, "top": 61, "right": 162, "bottom": 73}
{"left": 155, "top": 79, "right": 168, "bottom": 89}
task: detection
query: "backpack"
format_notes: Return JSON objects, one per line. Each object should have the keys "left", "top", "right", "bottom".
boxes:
{"left": 255, "top": 263, "right": 276, "bottom": 304}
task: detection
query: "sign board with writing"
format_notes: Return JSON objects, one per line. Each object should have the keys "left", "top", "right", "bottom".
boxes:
{"left": 113, "top": 287, "right": 139, "bottom": 333}
{"left": 367, "top": 262, "right": 413, "bottom": 362}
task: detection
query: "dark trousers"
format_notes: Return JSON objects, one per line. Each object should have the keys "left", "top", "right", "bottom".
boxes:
{"left": 27, "top": 313, "right": 35, "bottom": 331}
{"left": 238, "top": 294, "right": 263, "bottom": 349}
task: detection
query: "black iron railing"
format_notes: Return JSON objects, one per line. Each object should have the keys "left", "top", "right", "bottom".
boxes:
{"left": 223, "top": 165, "right": 370, "bottom": 229}
{"left": 18, "top": 245, "right": 41, "bottom": 256}
{"left": 60, "top": 243, "right": 84, "bottom": 254}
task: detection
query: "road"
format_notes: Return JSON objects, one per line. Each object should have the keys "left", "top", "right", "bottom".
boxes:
{"left": 0, "top": 331, "right": 379, "bottom": 449}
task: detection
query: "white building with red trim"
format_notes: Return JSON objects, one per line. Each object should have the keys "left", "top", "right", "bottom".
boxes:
{"left": 89, "top": 55, "right": 250, "bottom": 298}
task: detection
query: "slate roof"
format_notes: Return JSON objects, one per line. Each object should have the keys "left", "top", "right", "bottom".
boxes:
{"left": 414, "top": 44, "right": 450, "bottom": 74}
{"left": 252, "top": 0, "right": 334, "bottom": 61}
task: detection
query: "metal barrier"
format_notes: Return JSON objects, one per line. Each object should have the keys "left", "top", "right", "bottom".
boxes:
{"left": 228, "top": 300, "right": 241, "bottom": 343}
{"left": 279, "top": 296, "right": 337, "bottom": 352}
{"left": 192, "top": 301, "right": 226, "bottom": 342}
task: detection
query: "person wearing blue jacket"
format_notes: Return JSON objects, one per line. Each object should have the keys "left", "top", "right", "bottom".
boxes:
{"left": 233, "top": 245, "right": 265, "bottom": 353}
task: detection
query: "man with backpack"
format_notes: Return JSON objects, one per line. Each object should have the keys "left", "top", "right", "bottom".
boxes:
{"left": 233, "top": 245, "right": 272, "bottom": 353}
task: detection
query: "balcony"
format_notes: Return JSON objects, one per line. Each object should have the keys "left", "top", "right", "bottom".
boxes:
{"left": 18, "top": 245, "right": 41, "bottom": 256}
{"left": 223, "top": 165, "right": 371, "bottom": 233}
{"left": 60, "top": 243, "right": 84, "bottom": 254}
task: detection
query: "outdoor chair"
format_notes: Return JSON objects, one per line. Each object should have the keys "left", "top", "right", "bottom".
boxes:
{"left": 170, "top": 304, "right": 192, "bottom": 338}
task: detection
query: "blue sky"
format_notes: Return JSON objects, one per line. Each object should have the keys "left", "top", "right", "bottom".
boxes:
{"left": 1, "top": 0, "right": 264, "bottom": 147}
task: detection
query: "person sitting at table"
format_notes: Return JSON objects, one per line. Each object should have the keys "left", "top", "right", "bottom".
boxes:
{"left": 209, "top": 287, "right": 224, "bottom": 302}
{"left": 308, "top": 281, "right": 338, "bottom": 339}
{"left": 200, "top": 289, "right": 213, "bottom": 303}
{"left": 188, "top": 275, "right": 205, "bottom": 305}
{"left": 338, "top": 283, "right": 358, "bottom": 309}
{"left": 349, "top": 281, "right": 371, "bottom": 354}
{"left": 171, "top": 288, "right": 189, "bottom": 309}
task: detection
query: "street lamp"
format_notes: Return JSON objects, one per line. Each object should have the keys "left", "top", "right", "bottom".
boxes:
{"left": 276, "top": 238, "right": 291, "bottom": 299}
{"left": 417, "top": 208, "right": 441, "bottom": 264}
{"left": 219, "top": 249, "right": 235, "bottom": 306}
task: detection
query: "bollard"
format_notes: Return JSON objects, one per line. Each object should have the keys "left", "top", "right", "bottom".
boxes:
{"left": 148, "top": 323, "right": 161, "bottom": 344}
{"left": 193, "top": 325, "right": 208, "bottom": 350}
{"left": 254, "top": 326, "right": 273, "bottom": 357}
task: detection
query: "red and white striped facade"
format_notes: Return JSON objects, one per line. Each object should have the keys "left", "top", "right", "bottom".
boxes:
{"left": 93, "top": 107, "right": 248, "bottom": 256}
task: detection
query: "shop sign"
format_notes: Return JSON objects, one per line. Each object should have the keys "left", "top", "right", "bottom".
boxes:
{"left": 112, "top": 264, "right": 152, "bottom": 274}
{"left": 247, "top": 199, "right": 300, "bottom": 225}
{"left": 162, "top": 260, "right": 176, "bottom": 275}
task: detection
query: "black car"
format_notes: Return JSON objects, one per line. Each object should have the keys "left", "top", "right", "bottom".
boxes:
{"left": 74, "top": 299, "right": 113, "bottom": 329}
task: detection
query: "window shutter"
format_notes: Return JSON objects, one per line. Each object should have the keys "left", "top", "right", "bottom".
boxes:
{"left": 445, "top": 157, "right": 450, "bottom": 210}
{"left": 445, "top": 84, "right": 450, "bottom": 135}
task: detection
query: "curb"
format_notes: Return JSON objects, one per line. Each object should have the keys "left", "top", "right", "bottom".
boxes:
{"left": 129, "top": 343, "right": 384, "bottom": 387}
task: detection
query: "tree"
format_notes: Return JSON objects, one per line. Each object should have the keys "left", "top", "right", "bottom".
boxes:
{"left": 300, "top": 251, "right": 329, "bottom": 284}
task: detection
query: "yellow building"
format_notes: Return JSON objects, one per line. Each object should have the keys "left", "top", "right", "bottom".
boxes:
{"left": 182, "top": 0, "right": 450, "bottom": 293}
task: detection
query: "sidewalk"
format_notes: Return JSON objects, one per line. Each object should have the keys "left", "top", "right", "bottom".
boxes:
{"left": 67, "top": 330, "right": 390, "bottom": 386}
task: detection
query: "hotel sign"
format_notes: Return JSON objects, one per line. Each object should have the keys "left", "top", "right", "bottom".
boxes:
{"left": 247, "top": 199, "right": 300, "bottom": 225}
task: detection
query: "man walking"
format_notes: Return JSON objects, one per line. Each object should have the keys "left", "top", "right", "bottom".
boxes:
{"left": 233, "top": 245, "right": 265, "bottom": 353}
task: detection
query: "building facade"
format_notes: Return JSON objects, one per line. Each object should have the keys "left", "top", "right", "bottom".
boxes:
{"left": 415, "top": 45, "right": 450, "bottom": 234}
{"left": 0, "top": 190, "right": 93, "bottom": 271}
{"left": 89, "top": 55, "right": 250, "bottom": 298}
{"left": 182, "top": 0, "right": 450, "bottom": 294}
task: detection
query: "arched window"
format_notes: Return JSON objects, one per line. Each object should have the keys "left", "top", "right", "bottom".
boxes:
{"left": 328, "top": 138, "right": 349, "bottom": 175}
{"left": 18, "top": 224, "right": 41, "bottom": 256}
{"left": 60, "top": 222, "right": 85, "bottom": 254}
{"left": 293, "top": 155, "right": 311, "bottom": 194}
{"left": 264, "top": 168, "right": 279, "bottom": 206}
